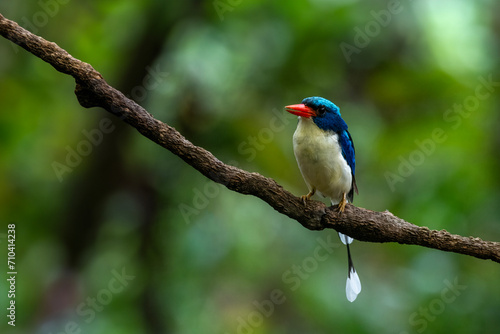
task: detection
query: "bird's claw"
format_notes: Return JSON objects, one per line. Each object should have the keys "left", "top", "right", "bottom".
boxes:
{"left": 300, "top": 195, "right": 307, "bottom": 205}
{"left": 301, "top": 189, "right": 315, "bottom": 205}
{"left": 337, "top": 193, "right": 347, "bottom": 213}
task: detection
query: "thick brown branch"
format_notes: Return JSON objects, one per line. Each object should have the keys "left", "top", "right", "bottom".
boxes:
{"left": 1, "top": 13, "right": 499, "bottom": 263}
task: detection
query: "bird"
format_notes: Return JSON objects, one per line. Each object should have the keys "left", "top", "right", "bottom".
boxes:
{"left": 285, "top": 96, "right": 361, "bottom": 302}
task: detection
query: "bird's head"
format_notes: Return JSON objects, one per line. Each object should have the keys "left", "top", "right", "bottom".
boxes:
{"left": 285, "top": 96, "right": 346, "bottom": 132}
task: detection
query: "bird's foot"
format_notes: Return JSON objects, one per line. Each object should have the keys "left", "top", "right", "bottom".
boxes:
{"left": 301, "top": 189, "right": 315, "bottom": 205}
{"left": 337, "top": 193, "right": 347, "bottom": 213}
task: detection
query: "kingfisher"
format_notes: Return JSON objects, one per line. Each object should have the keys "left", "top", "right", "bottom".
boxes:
{"left": 285, "top": 96, "right": 361, "bottom": 302}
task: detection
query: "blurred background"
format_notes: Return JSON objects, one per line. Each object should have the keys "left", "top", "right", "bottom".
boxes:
{"left": 1, "top": 0, "right": 499, "bottom": 333}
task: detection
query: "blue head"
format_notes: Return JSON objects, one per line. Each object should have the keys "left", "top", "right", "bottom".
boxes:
{"left": 285, "top": 96, "right": 347, "bottom": 133}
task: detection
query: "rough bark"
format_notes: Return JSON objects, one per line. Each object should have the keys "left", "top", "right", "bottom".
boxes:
{"left": 1, "top": 13, "right": 499, "bottom": 263}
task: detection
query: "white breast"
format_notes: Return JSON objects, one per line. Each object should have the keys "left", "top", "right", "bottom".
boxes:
{"left": 293, "top": 117, "right": 352, "bottom": 204}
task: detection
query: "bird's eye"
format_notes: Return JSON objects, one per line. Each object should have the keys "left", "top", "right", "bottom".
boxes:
{"left": 317, "top": 105, "right": 326, "bottom": 116}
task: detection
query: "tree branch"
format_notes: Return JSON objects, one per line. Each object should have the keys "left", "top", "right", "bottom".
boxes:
{"left": 1, "top": 13, "right": 499, "bottom": 263}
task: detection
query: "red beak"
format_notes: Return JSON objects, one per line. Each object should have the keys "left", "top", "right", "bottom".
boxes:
{"left": 285, "top": 104, "right": 315, "bottom": 118}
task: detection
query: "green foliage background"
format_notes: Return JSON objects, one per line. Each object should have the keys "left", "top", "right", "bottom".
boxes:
{"left": 1, "top": 0, "right": 499, "bottom": 333}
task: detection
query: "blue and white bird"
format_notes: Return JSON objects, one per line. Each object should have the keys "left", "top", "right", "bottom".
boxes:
{"left": 285, "top": 96, "right": 361, "bottom": 302}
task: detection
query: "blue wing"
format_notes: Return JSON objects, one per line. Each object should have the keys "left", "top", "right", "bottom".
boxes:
{"left": 339, "top": 130, "right": 358, "bottom": 202}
